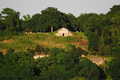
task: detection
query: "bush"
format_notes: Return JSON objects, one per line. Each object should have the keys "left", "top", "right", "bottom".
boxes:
{"left": 0, "top": 38, "right": 3, "bottom": 41}
{"left": 5, "top": 35, "right": 12, "bottom": 40}
{"left": 66, "top": 43, "right": 75, "bottom": 50}
{"left": 35, "top": 45, "right": 44, "bottom": 54}
{"left": 27, "top": 48, "right": 35, "bottom": 56}
{"left": 50, "top": 47, "right": 64, "bottom": 56}
{"left": 0, "top": 51, "right": 3, "bottom": 62}
{"left": 44, "top": 47, "right": 49, "bottom": 55}
{"left": 35, "top": 45, "right": 41, "bottom": 52}
{"left": 66, "top": 44, "right": 88, "bottom": 56}
{"left": 39, "top": 34, "right": 48, "bottom": 40}
{"left": 7, "top": 47, "right": 15, "bottom": 53}
{"left": 25, "top": 28, "right": 32, "bottom": 32}
{"left": 106, "top": 58, "right": 120, "bottom": 80}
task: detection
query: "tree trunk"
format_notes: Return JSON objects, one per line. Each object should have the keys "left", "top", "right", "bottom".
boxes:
{"left": 51, "top": 26, "right": 53, "bottom": 32}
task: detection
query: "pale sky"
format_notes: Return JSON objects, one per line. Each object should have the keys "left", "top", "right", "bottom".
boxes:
{"left": 0, "top": 0, "right": 120, "bottom": 18}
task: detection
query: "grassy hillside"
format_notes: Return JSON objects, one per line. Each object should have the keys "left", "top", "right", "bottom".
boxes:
{"left": 0, "top": 32, "right": 88, "bottom": 54}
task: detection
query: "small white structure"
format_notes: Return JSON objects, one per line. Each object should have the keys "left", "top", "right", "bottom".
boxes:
{"left": 55, "top": 28, "right": 72, "bottom": 37}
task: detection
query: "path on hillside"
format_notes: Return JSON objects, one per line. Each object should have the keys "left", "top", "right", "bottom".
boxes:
{"left": 86, "top": 56, "right": 108, "bottom": 66}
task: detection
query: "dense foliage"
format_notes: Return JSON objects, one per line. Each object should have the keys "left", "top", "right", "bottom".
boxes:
{"left": 0, "top": 48, "right": 105, "bottom": 80}
{"left": 0, "top": 5, "right": 120, "bottom": 80}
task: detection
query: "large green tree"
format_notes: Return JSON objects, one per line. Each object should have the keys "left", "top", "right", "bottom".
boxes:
{"left": 66, "top": 13, "right": 81, "bottom": 31}
{"left": 1, "top": 8, "right": 21, "bottom": 31}
{"left": 39, "top": 7, "right": 71, "bottom": 32}
{"left": 106, "top": 58, "right": 120, "bottom": 80}
{"left": 87, "top": 32, "right": 100, "bottom": 51}
{"left": 87, "top": 16, "right": 103, "bottom": 35}
{"left": 107, "top": 5, "right": 120, "bottom": 15}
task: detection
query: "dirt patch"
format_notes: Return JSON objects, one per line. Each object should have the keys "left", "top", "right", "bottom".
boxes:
{"left": 47, "top": 37, "right": 50, "bottom": 39}
{"left": 71, "top": 39, "right": 88, "bottom": 46}
{"left": 79, "top": 39, "right": 88, "bottom": 45}
{"left": 86, "top": 56, "right": 108, "bottom": 66}
{"left": 82, "top": 47, "right": 89, "bottom": 52}
{"left": 0, "top": 49, "right": 7, "bottom": 55}
{"left": 71, "top": 42, "right": 79, "bottom": 45}
{"left": 0, "top": 39, "right": 15, "bottom": 43}
{"left": 44, "top": 33, "right": 49, "bottom": 35}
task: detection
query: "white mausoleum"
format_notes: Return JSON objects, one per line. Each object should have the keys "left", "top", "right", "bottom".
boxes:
{"left": 55, "top": 28, "right": 72, "bottom": 37}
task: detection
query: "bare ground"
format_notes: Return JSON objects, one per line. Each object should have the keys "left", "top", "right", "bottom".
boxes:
{"left": 0, "top": 39, "right": 15, "bottom": 43}
{"left": 0, "top": 49, "right": 7, "bottom": 55}
{"left": 86, "top": 56, "right": 108, "bottom": 66}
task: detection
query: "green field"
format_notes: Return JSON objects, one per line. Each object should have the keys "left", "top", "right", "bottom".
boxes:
{"left": 0, "top": 32, "right": 88, "bottom": 54}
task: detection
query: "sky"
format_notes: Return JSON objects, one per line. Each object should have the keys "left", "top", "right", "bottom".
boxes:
{"left": 0, "top": 0, "right": 120, "bottom": 18}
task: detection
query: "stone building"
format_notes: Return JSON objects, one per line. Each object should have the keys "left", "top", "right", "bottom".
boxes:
{"left": 55, "top": 28, "right": 72, "bottom": 37}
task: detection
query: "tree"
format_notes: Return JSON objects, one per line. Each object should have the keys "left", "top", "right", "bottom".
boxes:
{"left": 0, "top": 13, "right": 1, "bottom": 19}
{"left": 31, "top": 13, "right": 41, "bottom": 31}
{"left": 87, "top": 32, "right": 100, "bottom": 51}
{"left": 35, "top": 45, "right": 44, "bottom": 54}
{"left": 0, "top": 19, "right": 5, "bottom": 30}
{"left": 87, "top": 16, "right": 103, "bottom": 35}
{"left": 7, "top": 47, "right": 15, "bottom": 53}
{"left": 27, "top": 48, "right": 35, "bottom": 56}
{"left": 0, "top": 51, "right": 3, "bottom": 67}
{"left": 44, "top": 47, "right": 49, "bottom": 55}
{"left": 77, "top": 13, "right": 99, "bottom": 32}
{"left": 50, "top": 47, "right": 64, "bottom": 56}
{"left": 77, "top": 13, "right": 90, "bottom": 32}
{"left": 106, "top": 58, "right": 120, "bottom": 80}
{"left": 39, "top": 7, "right": 70, "bottom": 32}
{"left": 16, "top": 51, "right": 34, "bottom": 63}
{"left": 1, "top": 8, "right": 21, "bottom": 31}
{"left": 65, "top": 13, "right": 81, "bottom": 31}
{"left": 107, "top": 5, "right": 120, "bottom": 15}
{"left": 23, "top": 14, "right": 31, "bottom": 21}
{"left": 0, "top": 62, "right": 34, "bottom": 80}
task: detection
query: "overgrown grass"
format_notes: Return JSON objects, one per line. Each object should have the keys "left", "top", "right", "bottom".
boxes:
{"left": 0, "top": 32, "right": 88, "bottom": 53}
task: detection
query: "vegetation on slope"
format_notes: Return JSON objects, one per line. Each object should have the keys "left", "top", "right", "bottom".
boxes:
{"left": 0, "top": 5, "right": 120, "bottom": 80}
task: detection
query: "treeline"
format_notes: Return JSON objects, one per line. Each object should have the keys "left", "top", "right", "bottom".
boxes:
{"left": 0, "top": 5, "right": 120, "bottom": 33}
{"left": 0, "top": 7, "right": 81, "bottom": 32}
{"left": 0, "top": 47, "right": 106, "bottom": 80}
{"left": 1, "top": 45, "right": 120, "bottom": 80}
{"left": 1, "top": 46, "right": 120, "bottom": 80}
{"left": 78, "top": 5, "right": 120, "bottom": 58}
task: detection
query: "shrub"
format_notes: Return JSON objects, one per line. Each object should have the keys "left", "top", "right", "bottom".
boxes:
{"left": 5, "top": 35, "right": 12, "bottom": 40}
{"left": 7, "top": 47, "right": 15, "bottom": 53}
{"left": 27, "top": 48, "right": 35, "bottom": 56}
{"left": 0, "top": 38, "right": 3, "bottom": 41}
{"left": 25, "top": 28, "right": 32, "bottom": 32}
{"left": 44, "top": 47, "right": 49, "bottom": 55}
{"left": 39, "top": 34, "right": 48, "bottom": 40}
{"left": 0, "top": 51, "right": 3, "bottom": 62}
{"left": 50, "top": 47, "right": 64, "bottom": 56}
{"left": 89, "top": 49, "right": 93, "bottom": 55}
{"left": 35, "top": 45, "right": 41, "bottom": 52}
{"left": 66, "top": 43, "right": 75, "bottom": 50}
{"left": 35, "top": 45, "right": 44, "bottom": 54}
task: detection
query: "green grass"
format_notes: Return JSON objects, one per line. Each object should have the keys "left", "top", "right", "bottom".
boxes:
{"left": 0, "top": 32, "right": 88, "bottom": 53}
